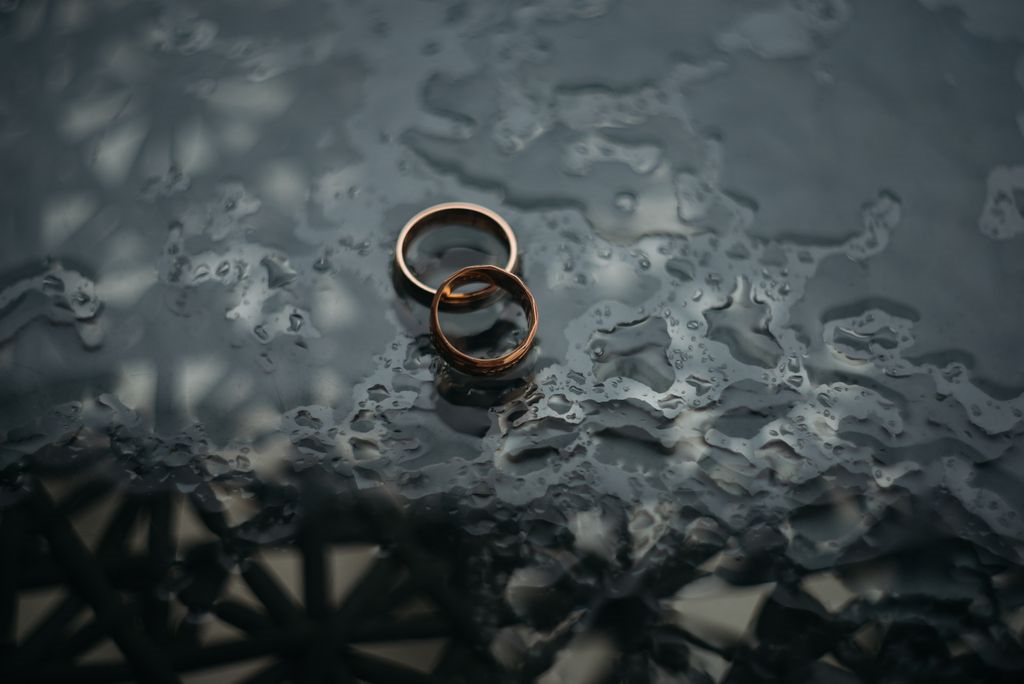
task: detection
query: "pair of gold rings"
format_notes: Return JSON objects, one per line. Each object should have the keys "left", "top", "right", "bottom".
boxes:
{"left": 395, "top": 203, "right": 538, "bottom": 375}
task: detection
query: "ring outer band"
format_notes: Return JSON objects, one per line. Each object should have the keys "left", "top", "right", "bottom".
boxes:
{"left": 395, "top": 202, "right": 518, "bottom": 306}
{"left": 429, "top": 265, "right": 538, "bottom": 375}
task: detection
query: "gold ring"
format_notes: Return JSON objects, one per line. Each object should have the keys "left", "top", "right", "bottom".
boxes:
{"left": 430, "top": 265, "right": 538, "bottom": 375}
{"left": 395, "top": 202, "right": 518, "bottom": 305}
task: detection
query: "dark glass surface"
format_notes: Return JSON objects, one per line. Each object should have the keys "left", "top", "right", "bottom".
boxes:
{"left": 1, "top": 0, "right": 1024, "bottom": 682}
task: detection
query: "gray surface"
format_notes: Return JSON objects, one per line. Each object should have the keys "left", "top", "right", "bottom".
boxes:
{"left": 1, "top": 0, "right": 1024, "bottom": 680}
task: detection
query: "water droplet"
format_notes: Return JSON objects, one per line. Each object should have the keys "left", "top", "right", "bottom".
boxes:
{"left": 258, "top": 352, "right": 276, "bottom": 373}
{"left": 262, "top": 257, "right": 297, "bottom": 289}
{"left": 614, "top": 191, "right": 637, "bottom": 213}
{"left": 42, "top": 274, "right": 64, "bottom": 293}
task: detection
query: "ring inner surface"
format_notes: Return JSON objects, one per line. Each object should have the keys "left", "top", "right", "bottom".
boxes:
{"left": 405, "top": 209, "right": 511, "bottom": 293}
{"left": 437, "top": 271, "right": 531, "bottom": 362}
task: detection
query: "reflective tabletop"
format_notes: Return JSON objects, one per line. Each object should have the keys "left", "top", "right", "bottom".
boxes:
{"left": 1, "top": 1, "right": 1023, "bottom": 682}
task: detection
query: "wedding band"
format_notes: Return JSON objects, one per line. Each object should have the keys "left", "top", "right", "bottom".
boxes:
{"left": 430, "top": 265, "right": 538, "bottom": 375}
{"left": 395, "top": 202, "right": 518, "bottom": 305}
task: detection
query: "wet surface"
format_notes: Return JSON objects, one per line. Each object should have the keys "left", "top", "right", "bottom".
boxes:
{"left": 1, "top": 0, "right": 1024, "bottom": 682}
